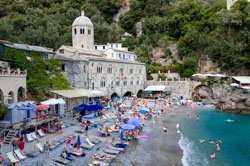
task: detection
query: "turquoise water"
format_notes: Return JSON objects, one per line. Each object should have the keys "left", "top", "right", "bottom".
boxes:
{"left": 178, "top": 109, "right": 250, "bottom": 166}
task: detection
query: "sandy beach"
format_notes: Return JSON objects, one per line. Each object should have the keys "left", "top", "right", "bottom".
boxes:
{"left": 112, "top": 110, "right": 184, "bottom": 166}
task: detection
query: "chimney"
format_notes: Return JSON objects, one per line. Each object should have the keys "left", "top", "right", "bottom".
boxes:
{"left": 81, "top": 11, "right": 85, "bottom": 16}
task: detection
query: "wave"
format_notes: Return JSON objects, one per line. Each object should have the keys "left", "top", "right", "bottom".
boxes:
{"left": 177, "top": 123, "right": 209, "bottom": 166}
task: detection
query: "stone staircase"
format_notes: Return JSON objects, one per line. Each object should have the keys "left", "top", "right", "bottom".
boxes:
{"left": 3, "top": 129, "right": 17, "bottom": 144}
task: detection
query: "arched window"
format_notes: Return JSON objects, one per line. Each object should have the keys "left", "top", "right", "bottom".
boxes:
{"left": 107, "top": 65, "right": 112, "bottom": 73}
{"left": 88, "top": 29, "right": 91, "bottom": 35}
{"left": 100, "top": 77, "right": 106, "bottom": 87}
{"left": 74, "top": 28, "right": 77, "bottom": 35}
{"left": 8, "top": 91, "right": 14, "bottom": 104}
{"left": 97, "top": 65, "right": 102, "bottom": 73}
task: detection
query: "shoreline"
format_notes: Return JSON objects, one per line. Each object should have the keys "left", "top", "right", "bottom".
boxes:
{"left": 112, "top": 109, "right": 184, "bottom": 166}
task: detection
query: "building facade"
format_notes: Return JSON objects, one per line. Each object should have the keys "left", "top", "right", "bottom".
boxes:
{"left": 56, "top": 11, "right": 146, "bottom": 98}
{"left": 0, "top": 61, "right": 27, "bottom": 104}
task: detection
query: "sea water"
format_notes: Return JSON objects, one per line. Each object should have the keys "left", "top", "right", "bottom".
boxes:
{"left": 178, "top": 109, "right": 250, "bottom": 166}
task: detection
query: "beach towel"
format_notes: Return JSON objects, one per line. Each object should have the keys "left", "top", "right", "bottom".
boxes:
{"left": 137, "top": 135, "right": 150, "bottom": 139}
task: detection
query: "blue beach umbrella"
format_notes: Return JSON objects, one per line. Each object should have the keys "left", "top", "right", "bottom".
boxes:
{"left": 77, "top": 135, "right": 81, "bottom": 146}
{"left": 128, "top": 118, "right": 141, "bottom": 128}
{"left": 18, "top": 106, "right": 34, "bottom": 119}
{"left": 121, "top": 124, "right": 135, "bottom": 131}
{"left": 120, "top": 131, "right": 124, "bottom": 140}
{"left": 138, "top": 109, "right": 147, "bottom": 114}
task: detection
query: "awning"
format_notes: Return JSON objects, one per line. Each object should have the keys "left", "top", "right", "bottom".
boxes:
{"left": 51, "top": 89, "right": 104, "bottom": 98}
{"left": 232, "top": 76, "right": 250, "bottom": 84}
{"left": 51, "top": 89, "right": 89, "bottom": 98}
{"left": 145, "top": 85, "right": 167, "bottom": 92}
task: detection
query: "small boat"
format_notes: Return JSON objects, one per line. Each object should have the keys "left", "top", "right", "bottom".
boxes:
{"left": 225, "top": 119, "right": 234, "bottom": 122}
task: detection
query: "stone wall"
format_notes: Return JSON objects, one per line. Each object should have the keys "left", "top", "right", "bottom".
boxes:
{"left": 146, "top": 80, "right": 200, "bottom": 98}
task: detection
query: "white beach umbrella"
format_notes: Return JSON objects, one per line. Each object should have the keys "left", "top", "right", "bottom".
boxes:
{"left": 242, "top": 86, "right": 250, "bottom": 90}
{"left": 230, "top": 83, "right": 239, "bottom": 87}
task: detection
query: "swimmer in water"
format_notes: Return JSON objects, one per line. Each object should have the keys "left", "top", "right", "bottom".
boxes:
{"left": 209, "top": 139, "right": 215, "bottom": 144}
{"left": 163, "top": 126, "right": 167, "bottom": 133}
{"left": 196, "top": 116, "right": 200, "bottom": 121}
{"left": 210, "top": 152, "right": 216, "bottom": 159}
{"left": 216, "top": 142, "right": 220, "bottom": 151}
{"left": 199, "top": 139, "right": 205, "bottom": 143}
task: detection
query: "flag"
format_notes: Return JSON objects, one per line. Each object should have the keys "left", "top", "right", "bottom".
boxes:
{"left": 65, "top": 137, "right": 73, "bottom": 145}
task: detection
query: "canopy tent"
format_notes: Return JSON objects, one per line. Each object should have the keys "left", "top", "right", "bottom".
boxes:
{"left": 85, "top": 105, "right": 103, "bottom": 111}
{"left": 121, "top": 124, "right": 135, "bottom": 131}
{"left": 41, "top": 98, "right": 65, "bottom": 105}
{"left": 145, "top": 85, "right": 167, "bottom": 92}
{"left": 86, "top": 90, "right": 104, "bottom": 98}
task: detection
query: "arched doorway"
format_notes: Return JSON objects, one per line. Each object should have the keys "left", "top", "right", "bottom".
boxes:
{"left": 193, "top": 85, "right": 213, "bottom": 100}
{"left": 111, "top": 92, "right": 119, "bottom": 100}
{"left": 17, "top": 87, "right": 25, "bottom": 101}
{"left": 137, "top": 90, "right": 144, "bottom": 98}
{"left": 8, "top": 91, "right": 14, "bottom": 104}
{"left": 0, "top": 89, "right": 4, "bottom": 104}
{"left": 123, "top": 91, "right": 133, "bottom": 97}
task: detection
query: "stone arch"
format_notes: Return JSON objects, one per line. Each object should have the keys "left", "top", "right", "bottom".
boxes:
{"left": 123, "top": 91, "right": 133, "bottom": 97}
{"left": 193, "top": 85, "right": 213, "bottom": 100}
{"left": 137, "top": 90, "right": 144, "bottom": 98}
{"left": 17, "top": 87, "right": 25, "bottom": 101}
{"left": 0, "top": 88, "right": 4, "bottom": 104}
{"left": 8, "top": 91, "right": 14, "bottom": 104}
{"left": 111, "top": 92, "right": 119, "bottom": 99}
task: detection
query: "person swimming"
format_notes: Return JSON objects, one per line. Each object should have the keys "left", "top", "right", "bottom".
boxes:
{"left": 216, "top": 142, "right": 220, "bottom": 151}
{"left": 163, "top": 126, "right": 167, "bottom": 133}
{"left": 199, "top": 139, "right": 205, "bottom": 143}
{"left": 210, "top": 152, "right": 216, "bottom": 159}
{"left": 209, "top": 139, "right": 215, "bottom": 144}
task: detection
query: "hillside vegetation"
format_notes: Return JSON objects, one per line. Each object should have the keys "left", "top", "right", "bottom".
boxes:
{"left": 0, "top": 0, "right": 250, "bottom": 77}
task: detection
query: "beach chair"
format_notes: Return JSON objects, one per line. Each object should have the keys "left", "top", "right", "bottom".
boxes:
{"left": 24, "top": 147, "right": 40, "bottom": 157}
{"left": 86, "top": 138, "right": 95, "bottom": 146}
{"left": 14, "top": 149, "right": 26, "bottom": 160}
{"left": 103, "top": 148, "right": 120, "bottom": 155}
{"left": 31, "top": 132, "right": 38, "bottom": 140}
{"left": 26, "top": 133, "right": 34, "bottom": 142}
{"left": 81, "top": 143, "right": 93, "bottom": 150}
{"left": 52, "top": 156, "right": 70, "bottom": 165}
{"left": 36, "top": 143, "right": 44, "bottom": 152}
{"left": 107, "top": 145, "right": 124, "bottom": 152}
{"left": 7, "top": 152, "right": 19, "bottom": 163}
{"left": 37, "top": 129, "right": 46, "bottom": 137}
{"left": 99, "top": 151, "right": 117, "bottom": 159}
{"left": 91, "top": 160, "right": 110, "bottom": 166}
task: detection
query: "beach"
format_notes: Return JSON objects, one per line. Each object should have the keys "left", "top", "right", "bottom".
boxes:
{"left": 112, "top": 110, "right": 184, "bottom": 166}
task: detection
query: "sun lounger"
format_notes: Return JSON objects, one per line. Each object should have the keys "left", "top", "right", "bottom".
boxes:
{"left": 36, "top": 143, "right": 44, "bottom": 152}
{"left": 107, "top": 145, "right": 124, "bottom": 152}
{"left": 7, "top": 152, "right": 19, "bottom": 163}
{"left": 71, "top": 148, "right": 85, "bottom": 157}
{"left": 26, "top": 133, "right": 34, "bottom": 142}
{"left": 90, "top": 137, "right": 101, "bottom": 144}
{"left": 81, "top": 143, "right": 93, "bottom": 150}
{"left": 37, "top": 129, "right": 46, "bottom": 137}
{"left": 86, "top": 138, "right": 95, "bottom": 146}
{"left": 54, "top": 162, "right": 66, "bottom": 166}
{"left": 52, "top": 156, "right": 70, "bottom": 165}
{"left": 31, "top": 132, "right": 38, "bottom": 140}
{"left": 14, "top": 149, "right": 26, "bottom": 160}
{"left": 24, "top": 147, "right": 40, "bottom": 157}
{"left": 91, "top": 160, "right": 110, "bottom": 166}
{"left": 103, "top": 149, "right": 120, "bottom": 155}
{"left": 99, "top": 151, "right": 117, "bottom": 159}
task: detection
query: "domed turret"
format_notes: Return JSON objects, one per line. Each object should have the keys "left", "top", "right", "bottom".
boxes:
{"left": 72, "top": 11, "right": 94, "bottom": 49}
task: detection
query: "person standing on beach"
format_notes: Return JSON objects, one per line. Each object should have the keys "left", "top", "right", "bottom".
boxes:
{"left": 85, "top": 124, "right": 89, "bottom": 136}
{"left": 18, "top": 138, "right": 25, "bottom": 151}
{"left": 12, "top": 135, "right": 19, "bottom": 151}
{"left": 44, "top": 141, "right": 50, "bottom": 158}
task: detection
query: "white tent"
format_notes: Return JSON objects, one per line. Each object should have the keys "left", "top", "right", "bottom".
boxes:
{"left": 145, "top": 85, "right": 167, "bottom": 91}
{"left": 41, "top": 98, "right": 65, "bottom": 105}
{"left": 87, "top": 90, "right": 104, "bottom": 98}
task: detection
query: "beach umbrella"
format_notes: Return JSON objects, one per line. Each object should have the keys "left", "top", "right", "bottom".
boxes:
{"left": 35, "top": 104, "right": 49, "bottom": 110}
{"left": 121, "top": 124, "right": 135, "bottom": 131}
{"left": 120, "top": 131, "right": 124, "bottom": 140}
{"left": 76, "top": 135, "right": 81, "bottom": 146}
{"left": 173, "top": 99, "right": 179, "bottom": 103}
{"left": 230, "top": 83, "right": 239, "bottom": 87}
{"left": 128, "top": 117, "right": 141, "bottom": 128}
{"left": 138, "top": 109, "right": 147, "bottom": 114}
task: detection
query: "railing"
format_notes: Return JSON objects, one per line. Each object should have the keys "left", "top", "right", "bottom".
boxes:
{"left": 0, "top": 67, "right": 27, "bottom": 76}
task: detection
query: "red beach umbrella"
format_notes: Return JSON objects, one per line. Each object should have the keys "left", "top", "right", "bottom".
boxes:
{"left": 35, "top": 104, "right": 49, "bottom": 110}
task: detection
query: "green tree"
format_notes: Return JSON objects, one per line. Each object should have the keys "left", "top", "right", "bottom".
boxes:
{"left": 0, "top": 104, "right": 9, "bottom": 119}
